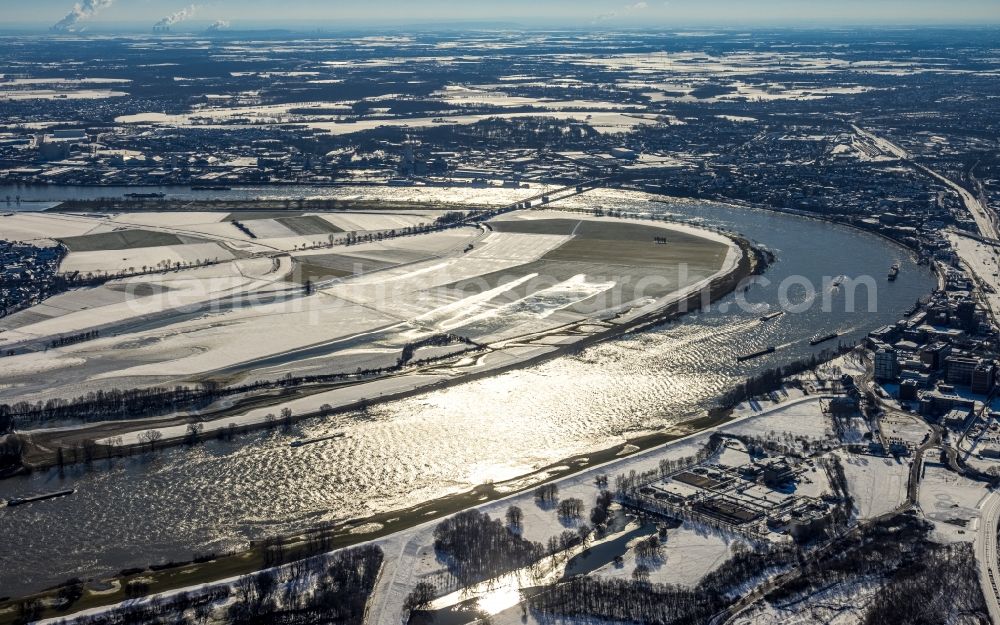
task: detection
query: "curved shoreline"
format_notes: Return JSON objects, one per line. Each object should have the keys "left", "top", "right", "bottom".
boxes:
{"left": 12, "top": 222, "right": 758, "bottom": 473}
{"left": 644, "top": 189, "right": 927, "bottom": 260}
{"left": 0, "top": 412, "right": 733, "bottom": 622}
{"left": 0, "top": 195, "right": 935, "bottom": 614}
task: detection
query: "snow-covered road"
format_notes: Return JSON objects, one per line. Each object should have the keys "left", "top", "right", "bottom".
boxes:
{"left": 976, "top": 491, "right": 1000, "bottom": 624}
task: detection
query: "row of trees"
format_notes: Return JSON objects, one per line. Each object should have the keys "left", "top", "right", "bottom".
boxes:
{"left": 0, "top": 329, "right": 481, "bottom": 432}
{"left": 49, "top": 329, "right": 100, "bottom": 349}
{"left": 230, "top": 220, "right": 258, "bottom": 239}
{"left": 615, "top": 435, "right": 723, "bottom": 498}
{"left": 820, "top": 454, "right": 854, "bottom": 534}
{"left": 0, "top": 385, "right": 222, "bottom": 430}
{"left": 397, "top": 333, "right": 476, "bottom": 367}
{"left": 25, "top": 545, "right": 384, "bottom": 625}
{"left": 52, "top": 255, "right": 227, "bottom": 289}
{"left": 340, "top": 216, "right": 468, "bottom": 247}
{"left": 3, "top": 323, "right": 495, "bottom": 439}
{"left": 526, "top": 576, "right": 716, "bottom": 625}
{"left": 21, "top": 585, "right": 231, "bottom": 625}
{"left": 718, "top": 346, "right": 855, "bottom": 409}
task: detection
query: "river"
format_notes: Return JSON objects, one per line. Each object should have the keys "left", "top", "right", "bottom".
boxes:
{"left": 0, "top": 190, "right": 935, "bottom": 595}
{"left": 0, "top": 183, "right": 549, "bottom": 212}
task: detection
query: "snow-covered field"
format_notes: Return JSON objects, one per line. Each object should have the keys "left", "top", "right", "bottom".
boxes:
{"left": 918, "top": 461, "right": 989, "bottom": 542}
{"left": 837, "top": 451, "right": 909, "bottom": 519}
{"left": 59, "top": 241, "right": 239, "bottom": 275}
{"left": 724, "top": 394, "right": 831, "bottom": 441}
{"left": 593, "top": 522, "right": 739, "bottom": 587}
{"left": 0, "top": 257, "right": 291, "bottom": 345}
{"left": 0, "top": 211, "right": 106, "bottom": 242}
{"left": 878, "top": 412, "right": 931, "bottom": 446}
{"left": 1, "top": 205, "right": 739, "bottom": 410}
{"left": 318, "top": 211, "right": 437, "bottom": 232}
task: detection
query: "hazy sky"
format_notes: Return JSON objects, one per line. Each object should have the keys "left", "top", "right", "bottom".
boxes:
{"left": 5, "top": 0, "right": 1000, "bottom": 28}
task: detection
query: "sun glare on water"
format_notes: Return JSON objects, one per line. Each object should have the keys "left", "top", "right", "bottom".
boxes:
{"left": 475, "top": 582, "right": 524, "bottom": 615}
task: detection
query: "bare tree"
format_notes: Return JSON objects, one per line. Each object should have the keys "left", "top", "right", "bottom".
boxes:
{"left": 138, "top": 429, "right": 163, "bottom": 452}
{"left": 185, "top": 422, "right": 204, "bottom": 445}
{"left": 404, "top": 581, "right": 436, "bottom": 613}
{"left": 506, "top": 505, "right": 524, "bottom": 531}
{"left": 557, "top": 497, "right": 584, "bottom": 521}
{"left": 632, "top": 563, "right": 650, "bottom": 582}
{"left": 534, "top": 483, "right": 558, "bottom": 505}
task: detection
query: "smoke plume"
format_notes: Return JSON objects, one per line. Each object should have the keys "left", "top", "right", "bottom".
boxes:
{"left": 51, "top": 0, "right": 114, "bottom": 32}
{"left": 155, "top": 5, "right": 198, "bottom": 29}
{"left": 206, "top": 20, "right": 230, "bottom": 32}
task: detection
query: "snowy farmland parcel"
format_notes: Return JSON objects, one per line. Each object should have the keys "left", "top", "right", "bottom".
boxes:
{"left": 0, "top": 202, "right": 741, "bottom": 444}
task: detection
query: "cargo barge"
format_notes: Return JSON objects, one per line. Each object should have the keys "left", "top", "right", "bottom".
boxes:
{"left": 737, "top": 346, "right": 776, "bottom": 362}
{"left": 124, "top": 192, "right": 165, "bottom": 199}
{"left": 809, "top": 332, "right": 839, "bottom": 346}
{"left": 5, "top": 489, "right": 75, "bottom": 507}
{"left": 290, "top": 432, "right": 346, "bottom": 448}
